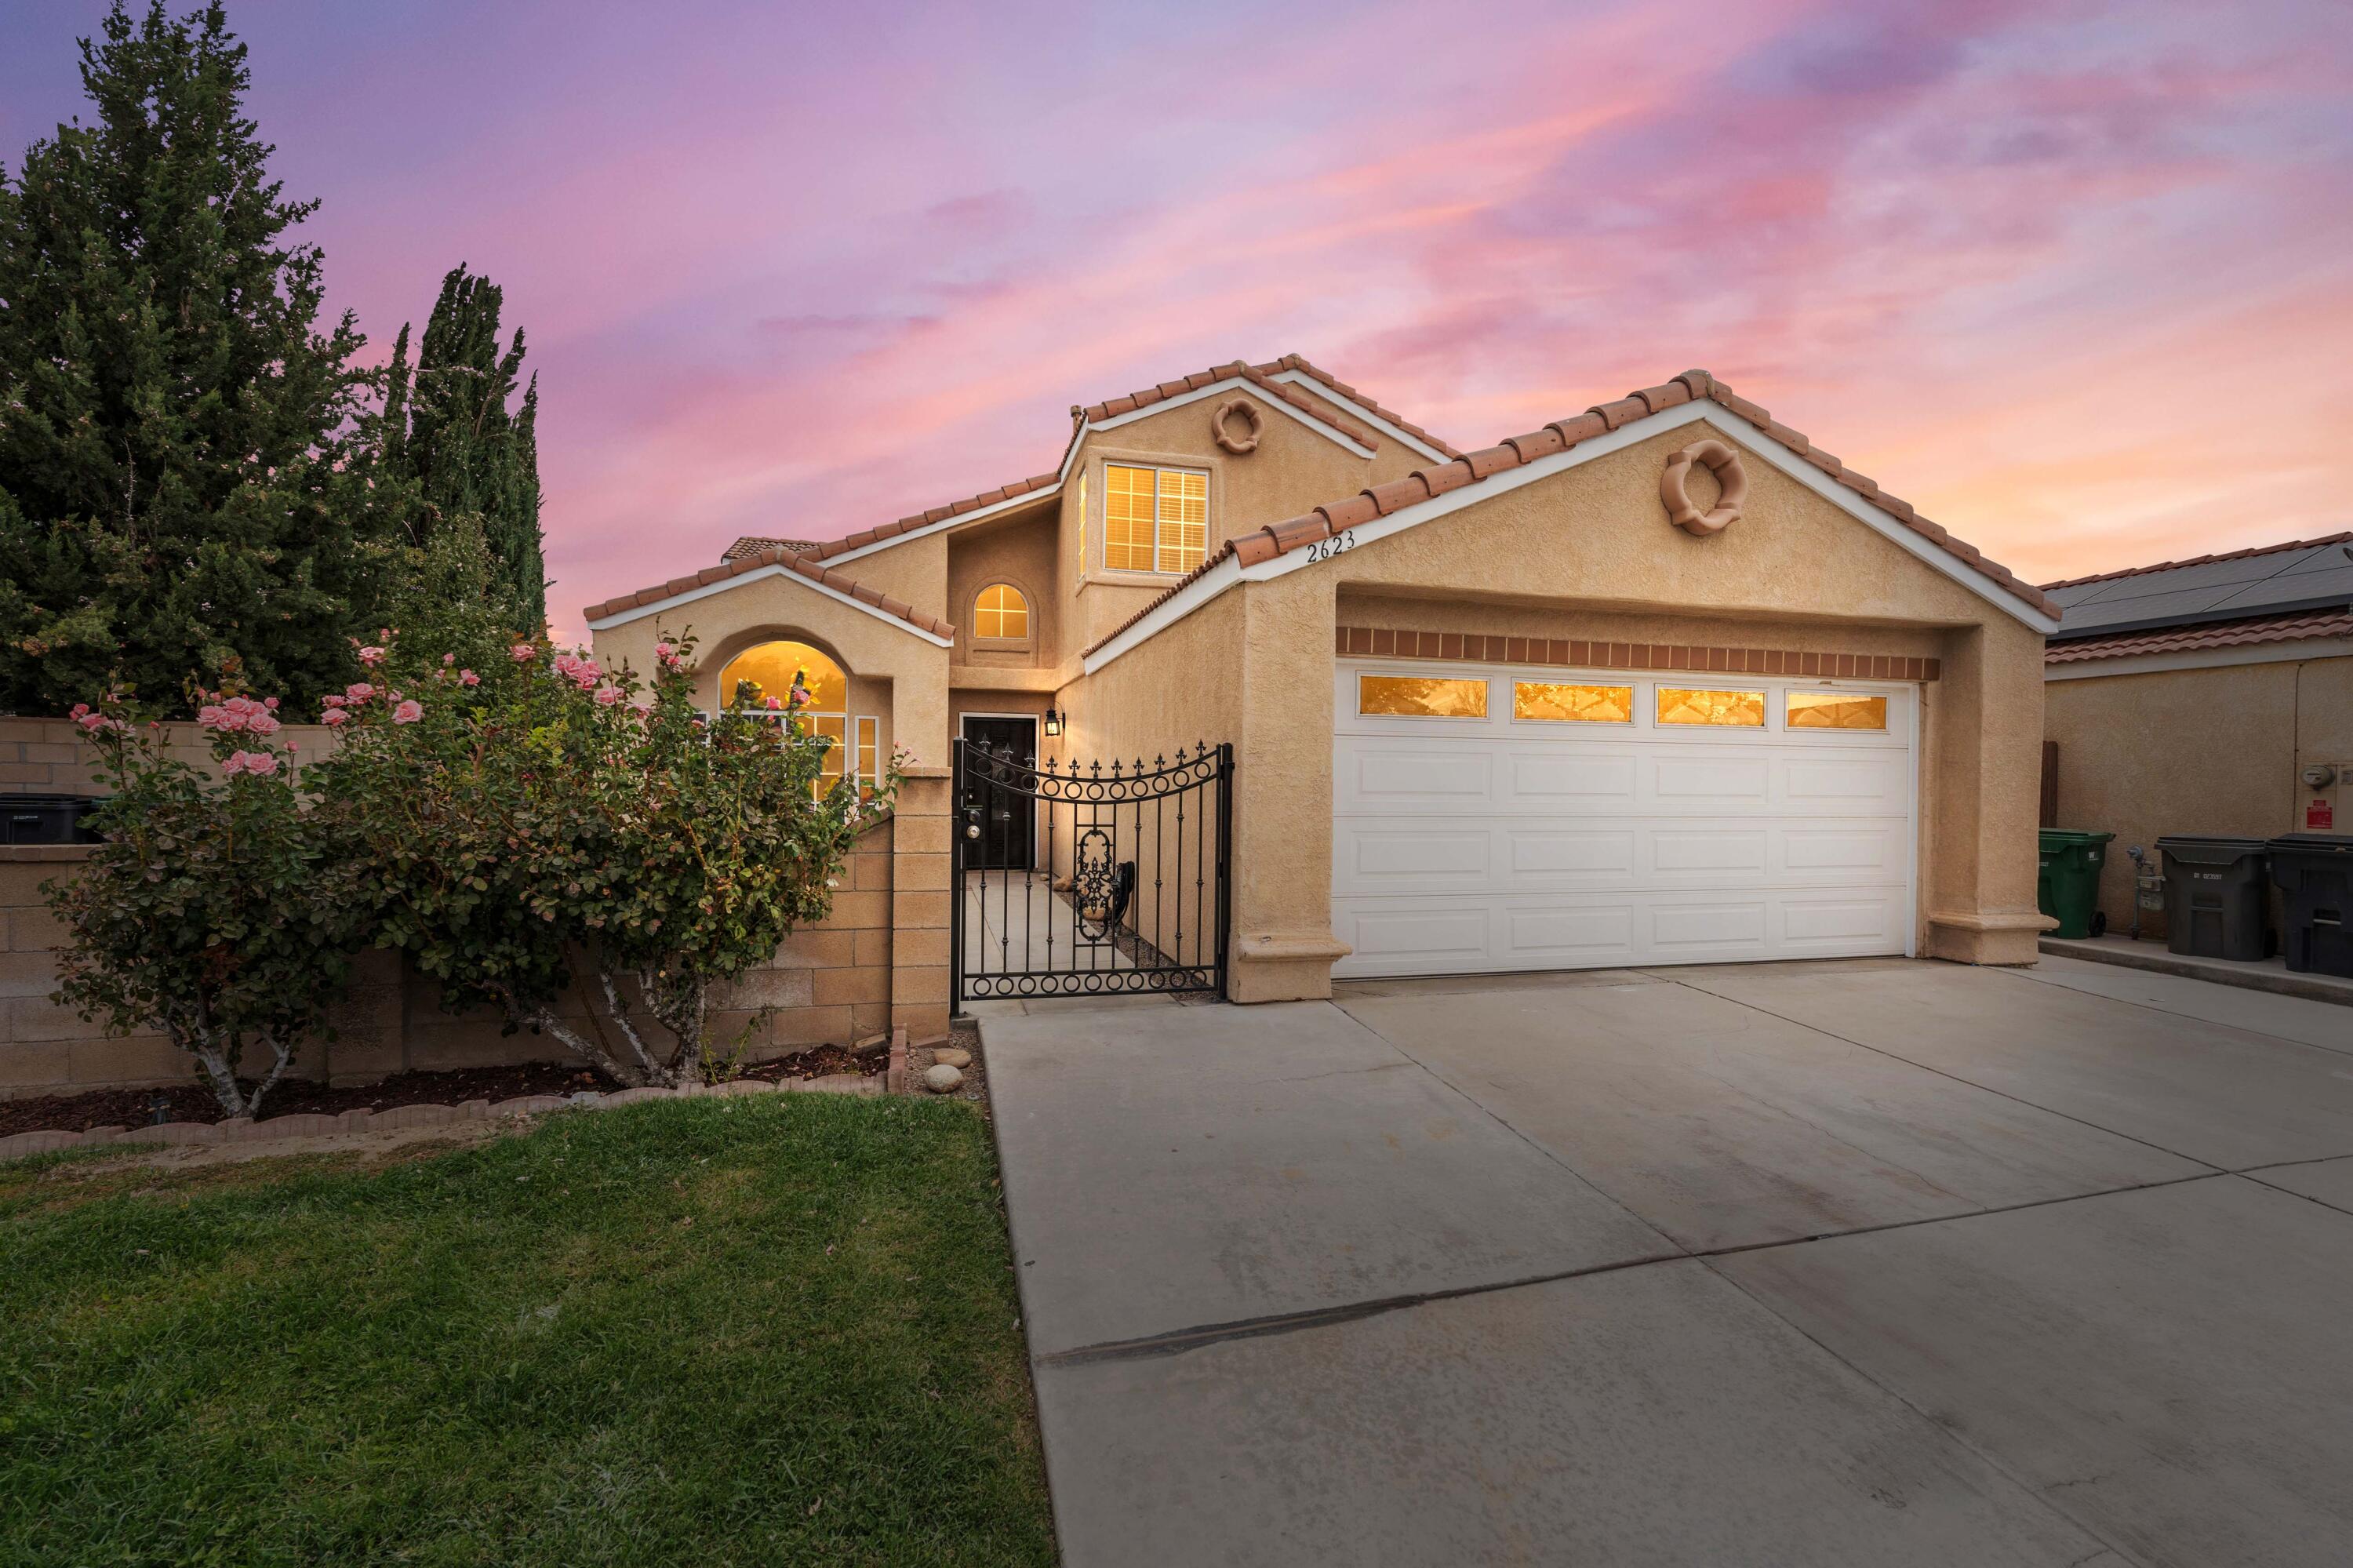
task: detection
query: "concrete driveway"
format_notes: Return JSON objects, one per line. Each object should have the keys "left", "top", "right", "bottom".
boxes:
{"left": 979, "top": 957, "right": 2353, "bottom": 1566}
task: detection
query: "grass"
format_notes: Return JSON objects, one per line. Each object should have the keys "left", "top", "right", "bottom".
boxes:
{"left": 0, "top": 1096, "right": 1056, "bottom": 1567}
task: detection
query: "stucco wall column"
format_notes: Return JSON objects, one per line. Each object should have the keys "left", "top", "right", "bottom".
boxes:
{"left": 1925, "top": 621, "right": 2055, "bottom": 963}
{"left": 1227, "top": 575, "right": 1350, "bottom": 1002}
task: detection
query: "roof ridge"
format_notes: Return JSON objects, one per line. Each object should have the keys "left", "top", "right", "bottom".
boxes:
{"left": 1085, "top": 370, "right": 2057, "bottom": 659}
{"left": 2039, "top": 531, "right": 2353, "bottom": 591}
{"left": 787, "top": 470, "right": 1064, "bottom": 566}
{"left": 582, "top": 545, "right": 956, "bottom": 640}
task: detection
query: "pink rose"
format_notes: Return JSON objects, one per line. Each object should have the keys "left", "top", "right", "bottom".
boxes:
{"left": 222, "top": 751, "right": 245, "bottom": 776}
{"left": 345, "top": 682, "right": 374, "bottom": 704}
{"left": 593, "top": 685, "right": 620, "bottom": 707}
{"left": 358, "top": 646, "right": 386, "bottom": 667}
{"left": 392, "top": 700, "right": 424, "bottom": 724}
{"left": 264, "top": 697, "right": 279, "bottom": 711}
{"left": 242, "top": 751, "right": 281, "bottom": 777}
{"left": 322, "top": 708, "right": 348, "bottom": 726}
{"left": 762, "top": 693, "right": 783, "bottom": 711}
{"left": 459, "top": 669, "right": 479, "bottom": 686}
{"left": 69, "top": 704, "right": 89, "bottom": 720}
{"left": 442, "top": 653, "right": 456, "bottom": 666}
{"left": 511, "top": 643, "right": 536, "bottom": 662}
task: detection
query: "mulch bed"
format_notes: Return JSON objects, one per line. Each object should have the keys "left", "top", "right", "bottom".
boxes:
{"left": 0, "top": 1042, "right": 886, "bottom": 1138}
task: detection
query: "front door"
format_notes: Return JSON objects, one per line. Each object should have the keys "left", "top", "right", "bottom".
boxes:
{"left": 961, "top": 715, "right": 1038, "bottom": 870}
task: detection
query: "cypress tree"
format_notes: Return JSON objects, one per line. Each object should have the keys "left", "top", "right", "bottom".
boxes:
{"left": 384, "top": 265, "right": 547, "bottom": 633}
{"left": 0, "top": 2, "right": 397, "bottom": 715}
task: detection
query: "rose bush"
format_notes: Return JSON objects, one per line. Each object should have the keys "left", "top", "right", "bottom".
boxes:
{"left": 45, "top": 689, "right": 362, "bottom": 1118}
{"left": 316, "top": 628, "right": 893, "bottom": 1087}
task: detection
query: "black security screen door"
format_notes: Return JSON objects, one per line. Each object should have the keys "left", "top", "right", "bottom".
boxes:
{"left": 952, "top": 739, "right": 1231, "bottom": 1004}
{"left": 959, "top": 717, "right": 1037, "bottom": 869}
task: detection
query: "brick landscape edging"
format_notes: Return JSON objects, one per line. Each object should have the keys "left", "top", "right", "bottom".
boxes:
{"left": 0, "top": 1059, "right": 900, "bottom": 1163}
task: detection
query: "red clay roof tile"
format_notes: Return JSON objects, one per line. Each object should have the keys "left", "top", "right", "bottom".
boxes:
{"left": 1084, "top": 369, "right": 2061, "bottom": 657}
{"left": 580, "top": 546, "right": 956, "bottom": 641}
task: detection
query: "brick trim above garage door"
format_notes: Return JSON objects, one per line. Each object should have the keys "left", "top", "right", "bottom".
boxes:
{"left": 1334, "top": 626, "right": 1941, "bottom": 682}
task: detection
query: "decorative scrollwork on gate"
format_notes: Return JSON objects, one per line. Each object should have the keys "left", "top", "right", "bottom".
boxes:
{"left": 952, "top": 739, "right": 1231, "bottom": 1002}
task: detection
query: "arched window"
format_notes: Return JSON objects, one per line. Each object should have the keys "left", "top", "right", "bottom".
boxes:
{"left": 716, "top": 640, "right": 846, "bottom": 711}
{"left": 973, "top": 584, "right": 1031, "bottom": 642}
{"left": 714, "top": 640, "right": 875, "bottom": 792}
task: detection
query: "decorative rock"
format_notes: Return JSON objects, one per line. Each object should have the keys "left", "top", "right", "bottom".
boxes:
{"left": 922, "top": 1063, "right": 965, "bottom": 1094}
{"left": 933, "top": 1047, "right": 973, "bottom": 1070}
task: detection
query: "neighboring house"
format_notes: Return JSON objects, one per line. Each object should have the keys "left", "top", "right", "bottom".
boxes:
{"left": 2042, "top": 533, "right": 2353, "bottom": 935}
{"left": 587, "top": 355, "right": 2060, "bottom": 1030}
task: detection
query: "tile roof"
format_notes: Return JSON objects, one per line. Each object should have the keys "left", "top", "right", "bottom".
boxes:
{"left": 722, "top": 536, "right": 820, "bottom": 562}
{"left": 780, "top": 471, "right": 1064, "bottom": 566}
{"left": 581, "top": 546, "right": 956, "bottom": 640}
{"left": 715, "top": 355, "right": 1452, "bottom": 572}
{"left": 2040, "top": 532, "right": 2353, "bottom": 591}
{"left": 2043, "top": 607, "right": 2353, "bottom": 664}
{"left": 1259, "top": 354, "right": 1464, "bottom": 460}
{"left": 1086, "top": 370, "right": 2059, "bottom": 657}
{"left": 1073, "top": 358, "right": 1386, "bottom": 450}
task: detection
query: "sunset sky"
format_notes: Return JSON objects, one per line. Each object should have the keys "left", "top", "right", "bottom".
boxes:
{"left": 5, "top": 0, "right": 2351, "bottom": 637}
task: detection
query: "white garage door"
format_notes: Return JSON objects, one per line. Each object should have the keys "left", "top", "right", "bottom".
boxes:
{"left": 1331, "top": 661, "right": 1917, "bottom": 978}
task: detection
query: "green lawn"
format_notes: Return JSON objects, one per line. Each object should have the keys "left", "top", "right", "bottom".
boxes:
{"left": 0, "top": 1095, "right": 1056, "bottom": 1567}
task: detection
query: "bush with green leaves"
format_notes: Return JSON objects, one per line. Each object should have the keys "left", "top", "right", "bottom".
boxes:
{"left": 45, "top": 690, "right": 362, "bottom": 1118}
{"left": 316, "top": 629, "right": 893, "bottom": 1087}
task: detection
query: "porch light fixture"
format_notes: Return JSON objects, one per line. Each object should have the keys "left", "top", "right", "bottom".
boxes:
{"left": 1042, "top": 706, "right": 1064, "bottom": 737}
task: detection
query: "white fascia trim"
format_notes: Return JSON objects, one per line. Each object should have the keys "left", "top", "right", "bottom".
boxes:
{"left": 2044, "top": 636, "right": 2353, "bottom": 681}
{"left": 584, "top": 562, "right": 955, "bottom": 647}
{"left": 1264, "top": 368, "right": 1452, "bottom": 464}
{"left": 815, "top": 480, "right": 1063, "bottom": 570}
{"left": 1085, "top": 376, "right": 1378, "bottom": 460}
{"left": 1085, "top": 398, "right": 2059, "bottom": 672}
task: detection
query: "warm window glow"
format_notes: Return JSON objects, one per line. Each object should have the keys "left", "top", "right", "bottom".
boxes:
{"left": 809, "top": 715, "right": 846, "bottom": 784}
{"left": 1358, "top": 675, "right": 1489, "bottom": 718}
{"left": 1104, "top": 464, "right": 1207, "bottom": 573}
{"left": 1785, "top": 691, "right": 1889, "bottom": 731}
{"left": 1515, "top": 682, "right": 1633, "bottom": 723}
{"left": 717, "top": 640, "right": 847, "bottom": 711}
{"left": 973, "top": 584, "right": 1030, "bottom": 640}
{"left": 1157, "top": 469, "right": 1206, "bottom": 573}
{"left": 1657, "top": 687, "right": 1765, "bottom": 726}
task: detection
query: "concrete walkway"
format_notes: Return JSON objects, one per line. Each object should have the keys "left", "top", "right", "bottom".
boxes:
{"left": 981, "top": 958, "right": 2353, "bottom": 1566}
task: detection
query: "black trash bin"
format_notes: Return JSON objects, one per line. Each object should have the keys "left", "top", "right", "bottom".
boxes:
{"left": 2267, "top": 834, "right": 2353, "bottom": 977}
{"left": 1, "top": 794, "right": 103, "bottom": 845}
{"left": 2154, "top": 835, "right": 2271, "bottom": 962}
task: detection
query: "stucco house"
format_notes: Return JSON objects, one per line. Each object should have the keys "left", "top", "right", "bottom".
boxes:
{"left": 2042, "top": 533, "right": 2353, "bottom": 935}
{"left": 587, "top": 356, "right": 2061, "bottom": 1036}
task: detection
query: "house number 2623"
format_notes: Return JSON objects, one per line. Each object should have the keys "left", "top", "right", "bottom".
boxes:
{"left": 1307, "top": 529, "right": 1356, "bottom": 562}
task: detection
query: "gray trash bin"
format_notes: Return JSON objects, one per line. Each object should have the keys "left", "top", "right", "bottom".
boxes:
{"left": 2155, "top": 835, "right": 2271, "bottom": 961}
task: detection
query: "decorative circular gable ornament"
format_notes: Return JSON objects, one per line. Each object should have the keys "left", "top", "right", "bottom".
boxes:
{"left": 1211, "top": 397, "right": 1265, "bottom": 455}
{"left": 1660, "top": 440, "right": 1747, "bottom": 536}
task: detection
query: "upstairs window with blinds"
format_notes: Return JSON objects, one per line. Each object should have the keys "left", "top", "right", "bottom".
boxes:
{"left": 1104, "top": 464, "right": 1208, "bottom": 573}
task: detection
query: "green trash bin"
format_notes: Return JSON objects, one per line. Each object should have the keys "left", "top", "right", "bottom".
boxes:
{"left": 2038, "top": 829, "right": 2114, "bottom": 939}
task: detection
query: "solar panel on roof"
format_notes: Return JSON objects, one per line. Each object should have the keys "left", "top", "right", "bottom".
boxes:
{"left": 2053, "top": 540, "right": 2353, "bottom": 637}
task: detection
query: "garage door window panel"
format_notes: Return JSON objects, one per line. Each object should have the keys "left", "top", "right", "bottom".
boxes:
{"left": 1657, "top": 687, "right": 1766, "bottom": 728}
{"left": 1358, "top": 675, "right": 1489, "bottom": 719}
{"left": 1514, "top": 682, "right": 1635, "bottom": 724}
{"left": 1785, "top": 690, "right": 1888, "bottom": 731}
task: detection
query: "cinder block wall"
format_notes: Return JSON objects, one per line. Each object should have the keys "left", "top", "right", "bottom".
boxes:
{"left": 0, "top": 817, "right": 898, "bottom": 1101}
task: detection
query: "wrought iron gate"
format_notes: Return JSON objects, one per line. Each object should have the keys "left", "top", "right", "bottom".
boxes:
{"left": 951, "top": 738, "right": 1231, "bottom": 1003}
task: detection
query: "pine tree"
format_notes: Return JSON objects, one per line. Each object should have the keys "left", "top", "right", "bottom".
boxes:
{"left": 0, "top": 2, "right": 398, "bottom": 715}
{"left": 383, "top": 265, "right": 547, "bottom": 633}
